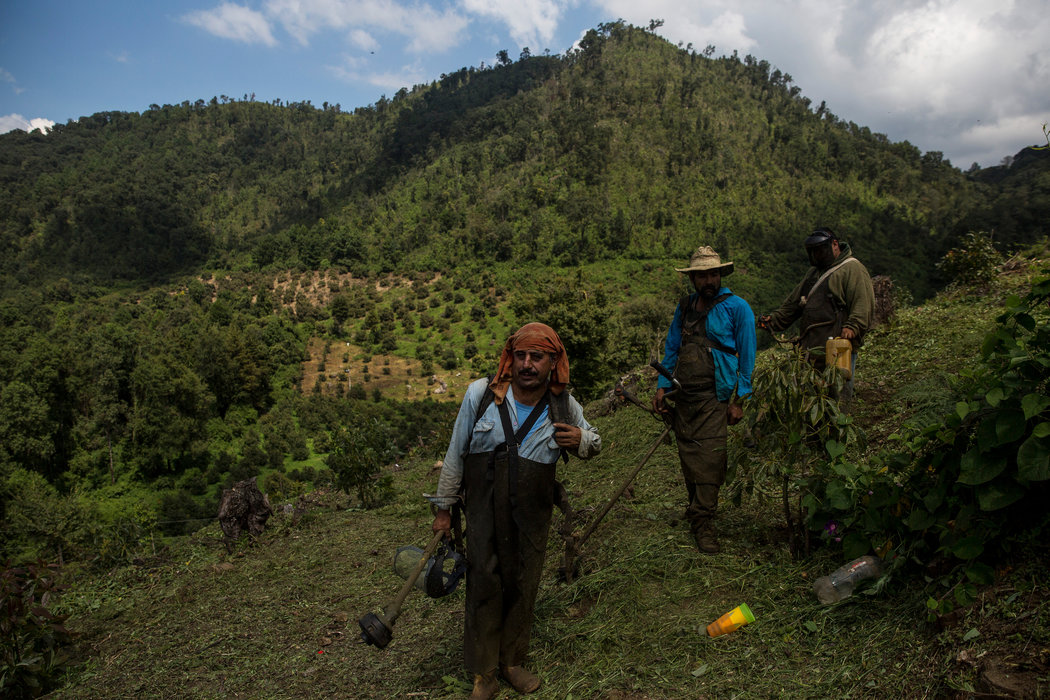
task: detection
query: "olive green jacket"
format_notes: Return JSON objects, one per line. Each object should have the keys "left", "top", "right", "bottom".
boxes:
{"left": 766, "top": 243, "right": 875, "bottom": 342}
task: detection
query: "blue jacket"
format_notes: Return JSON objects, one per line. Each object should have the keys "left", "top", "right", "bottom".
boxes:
{"left": 656, "top": 288, "right": 756, "bottom": 402}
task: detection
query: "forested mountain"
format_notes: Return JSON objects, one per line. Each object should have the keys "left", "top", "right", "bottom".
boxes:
{"left": 2, "top": 21, "right": 1045, "bottom": 301}
{"left": 1, "top": 20, "right": 1048, "bottom": 568}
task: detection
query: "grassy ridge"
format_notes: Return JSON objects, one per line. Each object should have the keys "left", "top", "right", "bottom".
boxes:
{"left": 51, "top": 255, "right": 1050, "bottom": 698}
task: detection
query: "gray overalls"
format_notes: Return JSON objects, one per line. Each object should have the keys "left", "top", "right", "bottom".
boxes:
{"left": 671, "top": 294, "right": 730, "bottom": 535}
{"left": 461, "top": 399, "right": 558, "bottom": 674}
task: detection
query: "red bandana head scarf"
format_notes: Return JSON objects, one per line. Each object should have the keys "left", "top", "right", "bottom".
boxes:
{"left": 489, "top": 322, "right": 570, "bottom": 404}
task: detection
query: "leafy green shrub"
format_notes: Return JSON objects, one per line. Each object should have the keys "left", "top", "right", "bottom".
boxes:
{"left": 325, "top": 419, "right": 396, "bottom": 508}
{"left": 743, "top": 347, "right": 859, "bottom": 556}
{"left": 0, "top": 470, "right": 97, "bottom": 565}
{"left": 92, "top": 500, "right": 158, "bottom": 566}
{"left": 0, "top": 561, "right": 73, "bottom": 698}
{"left": 311, "top": 431, "right": 332, "bottom": 453}
{"left": 157, "top": 490, "right": 214, "bottom": 536}
{"left": 440, "top": 349, "right": 458, "bottom": 370}
{"left": 263, "top": 471, "right": 303, "bottom": 503}
{"left": 936, "top": 231, "right": 1001, "bottom": 286}
{"left": 804, "top": 270, "right": 1050, "bottom": 614}
{"left": 289, "top": 436, "right": 310, "bottom": 461}
{"left": 178, "top": 468, "right": 207, "bottom": 495}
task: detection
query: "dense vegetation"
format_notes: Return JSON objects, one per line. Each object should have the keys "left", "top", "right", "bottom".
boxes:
{"left": 2, "top": 23, "right": 1046, "bottom": 298}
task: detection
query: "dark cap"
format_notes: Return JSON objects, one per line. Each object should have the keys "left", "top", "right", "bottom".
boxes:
{"left": 804, "top": 227, "right": 838, "bottom": 248}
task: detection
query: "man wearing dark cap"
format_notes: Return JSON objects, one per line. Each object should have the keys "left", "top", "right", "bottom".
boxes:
{"left": 653, "top": 246, "right": 756, "bottom": 554}
{"left": 758, "top": 227, "right": 875, "bottom": 406}
{"left": 431, "top": 322, "right": 601, "bottom": 699}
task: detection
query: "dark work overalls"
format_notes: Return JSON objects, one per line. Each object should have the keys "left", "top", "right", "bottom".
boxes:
{"left": 799, "top": 271, "right": 855, "bottom": 406}
{"left": 671, "top": 294, "right": 732, "bottom": 536}
{"left": 798, "top": 274, "right": 849, "bottom": 372}
{"left": 460, "top": 394, "right": 562, "bottom": 674}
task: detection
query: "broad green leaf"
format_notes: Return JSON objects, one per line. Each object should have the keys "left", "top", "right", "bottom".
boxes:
{"left": 955, "top": 402, "right": 970, "bottom": 420}
{"left": 954, "top": 582, "right": 977, "bottom": 608}
{"left": 832, "top": 461, "right": 857, "bottom": 478}
{"left": 965, "top": 562, "right": 994, "bottom": 585}
{"left": 842, "top": 531, "right": 870, "bottom": 560}
{"left": 950, "top": 536, "right": 984, "bottom": 560}
{"left": 923, "top": 486, "right": 945, "bottom": 512}
{"left": 906, "top": 508, "right": 937, "bottom": 531}
{"left": 995, "top": 409, "right": 1026, "bottom": 445}
{"left": 825, "top": 439, "right": 846, "bottom": 459}
{"left": 962, "top": 627, "right": 980, "bottom": 642}
{"left": 1017, "top": 435, "right": 1050, "bottom": 482}
{"left": 975, "top": 417, "right": 999, "bottom": 451}
{"left": 957, "top": 448, "right": 1006, "bottom": 485}
{"left": 976, "top": 479, "right": 1025, "bottom": 511}
{"left": 985, "top": 387, "right": 1004, "bottom": 407}
{"left": 1014, "top": 312, "right": 1036, "bottom": 332}
{"left": 826, "top": 480, "right": 851, "bottom": 510}
{"left": 1021, "top": 393, "right": 1050, "bottom": 420}
{"left": 1034, "top": 422, "right": 1050, "bottom": 439}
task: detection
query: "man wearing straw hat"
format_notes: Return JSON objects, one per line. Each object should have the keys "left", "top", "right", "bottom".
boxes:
{"left": 653, "top": 246, "right": 756, "bottom": 554}
{"left": 431, "top": 322, "right": 601, "bottom": 699}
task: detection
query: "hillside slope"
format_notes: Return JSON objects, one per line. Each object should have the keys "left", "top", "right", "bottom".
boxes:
{"left": 50, "top": 252, "right": 1050, "bottom": 699}
{"left": 4, "top": 22, "right": 1044, "bottom": 303}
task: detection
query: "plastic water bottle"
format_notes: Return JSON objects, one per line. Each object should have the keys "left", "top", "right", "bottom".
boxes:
{"left": 813, "top": 555, "right": 883, "bottom": 604}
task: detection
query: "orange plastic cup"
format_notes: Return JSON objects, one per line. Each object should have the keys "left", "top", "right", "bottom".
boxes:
{"left": 706, "top": 603, "right": 756, "bottom": 637}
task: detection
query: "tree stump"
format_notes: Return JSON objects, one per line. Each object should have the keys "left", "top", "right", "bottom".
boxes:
{"left": 218, "top": 477, "right": 273, "bottom": 552}
{"left": 871, "top": 275, "right": 896, "bottom": 328}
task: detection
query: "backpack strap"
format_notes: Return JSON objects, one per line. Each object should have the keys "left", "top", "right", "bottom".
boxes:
{"left": 801, "top": 257, "right": 860, "bottom": 307}
{"left": 683, "top": 292, "right": 736, "bottom": 355}
{"left": 463, "top": 377, "right": 496, "bottom": 458}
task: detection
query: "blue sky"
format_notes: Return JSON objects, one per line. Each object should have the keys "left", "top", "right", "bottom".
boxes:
{"left": 2, "top": 1, "right": 1048, "bottom": 168}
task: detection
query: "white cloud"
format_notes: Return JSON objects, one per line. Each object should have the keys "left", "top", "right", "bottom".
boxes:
{"left": 264, "top": 0, "right": 469, "bottom": 52}
{"left": 591, "top": 0, "right": 1050, "bottom": 166}
{"left": 953, "top": 113, "right": 1050, "bottom": 169}
{"left": 1, "top": 67, "right": 25, "bottom": 95}
{"left": 0, "top": 114, "right": 55, "bottom": 134}
{"left": 349, "top": 29, "right": 380, "bottom": 52}
{"left": 183, "top": 3, "right": 279, "bottom": 46}
{"left": 459, "top": 0, "right": 565, "bottom": 49}
{"left": 328, "top": 55, "right": 426, "bottom": 92}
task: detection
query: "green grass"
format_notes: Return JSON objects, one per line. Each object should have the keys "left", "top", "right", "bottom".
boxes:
{"left": 47, "top": 255, "right": 1050, "bottom": 698}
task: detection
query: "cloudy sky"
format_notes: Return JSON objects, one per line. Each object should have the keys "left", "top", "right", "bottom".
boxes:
{"left": 2, "top": 0, "right": 1047, "bottom": 168}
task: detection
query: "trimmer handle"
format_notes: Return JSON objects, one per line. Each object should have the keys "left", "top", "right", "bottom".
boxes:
{"left": 649, "top": 360, "right": 682, "bottom": 394}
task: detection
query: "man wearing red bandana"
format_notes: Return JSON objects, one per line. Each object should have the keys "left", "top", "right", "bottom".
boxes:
{"left": 431, "top": 322, "right": 601, "bottom": 699}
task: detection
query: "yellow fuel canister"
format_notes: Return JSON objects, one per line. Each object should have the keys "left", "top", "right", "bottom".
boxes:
{"left": 825, "top": 337, "right": 852, "bottom": 379}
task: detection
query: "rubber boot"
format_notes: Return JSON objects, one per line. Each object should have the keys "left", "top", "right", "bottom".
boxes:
{"left": 469, "top": 670, "right": 499, "bottom": 700}
{"left": 500, "top": 664, "right": 542, "bottom": 694}
{"left": 693, "top": 521, "right": 720, "bottom": 554}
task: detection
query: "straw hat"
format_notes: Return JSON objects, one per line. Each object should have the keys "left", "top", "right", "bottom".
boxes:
{"left": 674, "top": 245, "right": 734, "bottom": 275}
